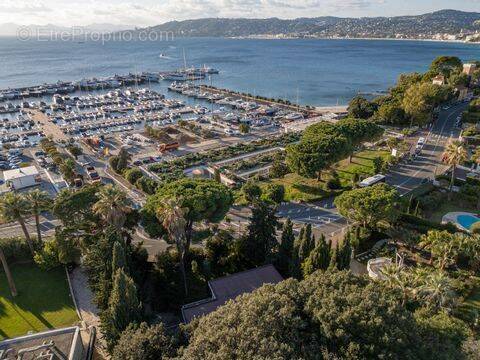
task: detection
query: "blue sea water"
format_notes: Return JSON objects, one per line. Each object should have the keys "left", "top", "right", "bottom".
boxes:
{"left": 0, "top": 37, "right": 479, "bottom": 106}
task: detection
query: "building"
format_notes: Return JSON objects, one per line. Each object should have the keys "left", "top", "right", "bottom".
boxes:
{"left": 455, "top": 85, "right": 469, "bottom": 101}
{"left": 3, "top": 166, "right": 41, "bottom": 190}
{"left": 432, "top": 75, "right": 446, "bottom": 86}
{"left": 0, "top": 326, "right": 87, "bottom": 360}
{"left": 181, "top": 265, "right": 283, "bottom": 323}
{"left": 463, "top": 63, "right": 477, "bottom": 76}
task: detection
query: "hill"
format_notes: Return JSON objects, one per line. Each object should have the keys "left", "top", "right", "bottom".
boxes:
{"left": 139, "top": 10, "right": 480, "bottom": 41}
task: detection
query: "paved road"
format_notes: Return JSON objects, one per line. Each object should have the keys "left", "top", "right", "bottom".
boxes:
{"left": 386, "top": 103, "right": 466, "bottom": 195}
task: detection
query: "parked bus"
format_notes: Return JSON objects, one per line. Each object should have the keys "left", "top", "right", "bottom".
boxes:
{"left": 158, "top": 142, "right": 180, "bottom": 153}
{"left": 359, "top": 174, "right": 386, "bottom": 188}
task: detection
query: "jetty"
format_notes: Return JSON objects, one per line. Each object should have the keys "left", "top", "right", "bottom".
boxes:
{"left": 26, "top": 109, "right": 68, "bottom": 141}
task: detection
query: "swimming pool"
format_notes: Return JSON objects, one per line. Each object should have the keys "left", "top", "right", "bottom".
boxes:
{"left": 457, "top": 214, "right": 480, "bottom": 231}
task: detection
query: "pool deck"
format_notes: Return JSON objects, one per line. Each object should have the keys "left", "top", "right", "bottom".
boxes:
{"left": 442, "top": 212, "right": 480, "bottom": 232}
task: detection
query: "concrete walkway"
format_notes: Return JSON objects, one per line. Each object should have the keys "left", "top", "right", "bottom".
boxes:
{"left": 69, "top": 267, "right": 107, "bottom": 353}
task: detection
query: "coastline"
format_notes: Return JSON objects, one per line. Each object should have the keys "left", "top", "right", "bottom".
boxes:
{"left": 228, "top": 36, "right": 479, "bottom": 44}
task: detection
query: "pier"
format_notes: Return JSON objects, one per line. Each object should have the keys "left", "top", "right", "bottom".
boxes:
{"left": 26, "top": 109, "right": 68, "bottom": 141}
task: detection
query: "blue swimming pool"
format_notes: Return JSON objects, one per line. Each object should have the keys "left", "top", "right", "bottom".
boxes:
{"left": 457, "top": 214, "right": 480, "bottom": 231}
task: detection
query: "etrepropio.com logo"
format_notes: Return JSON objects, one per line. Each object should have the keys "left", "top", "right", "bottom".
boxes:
{"left": 16, "top": 26, "right": 175, "bottom": 43}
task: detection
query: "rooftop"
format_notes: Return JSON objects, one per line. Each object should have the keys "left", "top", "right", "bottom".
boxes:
{"left": 3, "top": 166, "right": 39, "bottom": 181}
{"left": 0, "top": 327, "right": 84, "bottom": 360}
{"left": 182, "top": 264, "right": 283, "bottom": 323}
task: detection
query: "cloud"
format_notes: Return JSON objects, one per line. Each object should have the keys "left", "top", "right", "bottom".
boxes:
{"left": 0, "top": 0, "right": 475, "bottom": 27}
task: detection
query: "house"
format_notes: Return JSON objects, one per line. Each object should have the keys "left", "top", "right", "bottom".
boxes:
{"left": 463, "top": 63, "right": 477, "bottom": 76}
{"left": 181, "top": 265, "right": 283, "bottom": 323}
{"left": 455, "top": 85, "right": 469, "bottom": 101}
{"left": 0, "top": 326, "right": 87, "bottom": 360}
{"left": 3, "top": 166, "right": 41, "bottom": 190}
{"left": 432, "top": 75, "right": 446, "bottom": 86}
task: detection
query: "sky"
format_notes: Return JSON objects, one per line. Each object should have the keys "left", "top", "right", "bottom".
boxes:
{"left": 0, "top": 0, "right": 480, "bottom": 27}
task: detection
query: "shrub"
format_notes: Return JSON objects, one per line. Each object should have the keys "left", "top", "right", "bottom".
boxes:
{"left": 0, "top": 237, "right": 38, "bottom": 262}
{"left": 471, "top": 222, "right": 480, "bottom": 235}
{"left": 399, "top": 214, "right": 459, "bottom": 234}
{"left": 34, "top": 240, "right": 61, "bottom": 270}
{"left": 125, "top": 168, "right": 144, "bottom": 185}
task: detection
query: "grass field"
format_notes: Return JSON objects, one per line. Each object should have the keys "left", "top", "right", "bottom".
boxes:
{"left": 0, "top": 263, "right": 78, "bottom": 340}
{"left": 264, "top": 149, "right": 391, "bottom": 202}
{"left": 333, "top": 149, "right": 391, "bottom": 186}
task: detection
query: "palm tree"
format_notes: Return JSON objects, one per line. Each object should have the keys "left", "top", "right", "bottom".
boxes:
{"left": 93, "top": 185, "right": 131, "bottom": 233}
{"left": 472, "top": 148, "right": 480, "bottom": 209}
{"left": 0, "top": 248, "right": 17, "bottom": 297}
{"left": 418, "top": 271, "right": 457, "bottom": 312}
{"left": 0, "top": 193, "right": 35, "bottom": 255}
{"left": 25, "top": 189, "right": 51, "bottom": 243}
{"left": 442, "top": 140, "right": 467, "bottom": 197}
{"left": 380, "top": 264, "right": 412, "bottom": 306}
{"left": 157, "top": 198, "right": 188, "bottom": 296}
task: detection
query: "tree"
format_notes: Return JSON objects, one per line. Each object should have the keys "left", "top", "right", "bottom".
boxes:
{"left": 59, "top": 158, "right": 76, "bottom": 184}
{"left": 241, "top": 201, "right": 278, "bottom": 267}
{"left": 347, "top": 96, "right": 376, "bottom": 119}
{"left": 0, "top": 247, "right": 17, "bottom": 297}
{"left": 156, "top": 198, "right": 189, "bottom": 296}
{"left": 375, "top": 100, "right": 406, "bottom": 125}
{"left": 269, "top": 159, "right": 289, "bottom": 178}
{"left": 373, "top": 156, "right": 385, "bottom": 174}
{"left": 111, "top": 323, "right": 177, "bottom": 360}
{"left": 25, "top": 189, "right": 51, "bottom": 243}
{"left": 241, "top": 180, "right": 262, "bottom": 203}
{"left": 144, "top": 178, "right": 233, "bottom": 252}
{"left": 0, "top": 193, "right": 35, "bottom": 255}
{"left": 93, "top": 185, "right": 131, "bottom": 233}
{"left": 276, "top": 219, "right": 295, "bottom": 277}
{"left": 124, "top": 168, "right": 144, "bottom": 185}
{"left": 262, "top": 183, "right": 285, "bottom": 204}
{"left": 205, "top": 230, "right": 235, "bottom": 278}
{"left": 418, "top": 271, "right": 457, "bottom": 312}
{"left": 239, "top": 123, "right": 250, "bottom": 134}
{"left": 116, "top": 148, "right": 131, "bottom": 173}
{"left": 419, "top": 230, "right": 461, "bottom": 271}
{"left": 334, "top": 183, "right": 400, "bottom": 229}
{"left": 430, "top": 56, "right": 463, "bottom": 78}
{"left": 181, "top": 271, "right": 459, "bottom": 359}
{"left": 301, "top": 238, "right": 331, "bottom": 277}
{"left": 102, "top": 268, "right": 142, "bottom": 351}
{"left": 442, "top": 141, "right": 467, "bottom": 195}
{"left": 286, "top": 129, "right": 351, "bottom": 180}
{"left": 112, "top": 241, "right": 128, "bottom": 277}
{"left": 53, "top": 184, "right": 100, "bottom": 229}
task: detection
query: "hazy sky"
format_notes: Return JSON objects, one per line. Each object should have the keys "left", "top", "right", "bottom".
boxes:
{"left": 1, "top": 0, "right": 480, "bottom": 26}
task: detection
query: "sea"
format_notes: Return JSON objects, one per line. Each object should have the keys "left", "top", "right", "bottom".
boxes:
{"left": 0, "top": 37, "right": 479, "bottom": 106}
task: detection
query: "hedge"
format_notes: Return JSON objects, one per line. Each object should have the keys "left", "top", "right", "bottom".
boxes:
{"left": 398, "top": 213, "right": 459, "bottom": 234}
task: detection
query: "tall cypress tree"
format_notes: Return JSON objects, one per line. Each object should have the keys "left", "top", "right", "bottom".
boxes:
{"left": 243, "top": 201, "right": 279, "bottom": 266}
{"left": 276, "top": 218, "right": 295, "bottom": 277}
{"left": 102, "top": 268, "right": 142, "bottom": 351}
{"left": 112, "top": 241, "right": 128, "bottom": 278}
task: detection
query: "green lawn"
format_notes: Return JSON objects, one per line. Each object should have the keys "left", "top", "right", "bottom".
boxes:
{"left": 333, "top": 149, "right": 391, "bottom": 186}
{"left": 261, "top": 149, "right": 390, "bottom": 202}
{"left": 270, "top": 173, "right": 334, "bottom": 202}
{"left": 0, "top": 263, "right": 79, "bottom": 340}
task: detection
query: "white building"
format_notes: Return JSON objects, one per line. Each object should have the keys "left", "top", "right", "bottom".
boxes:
{"left": 3, "top": 166, "right": 41, "bottom": 190}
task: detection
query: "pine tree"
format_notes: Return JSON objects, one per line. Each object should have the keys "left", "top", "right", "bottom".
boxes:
{"left": 102, "top": 268, "right": 142, "bottom": 351}
{"left": 276, "top": 219, "right": 295, "bottom": 277}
